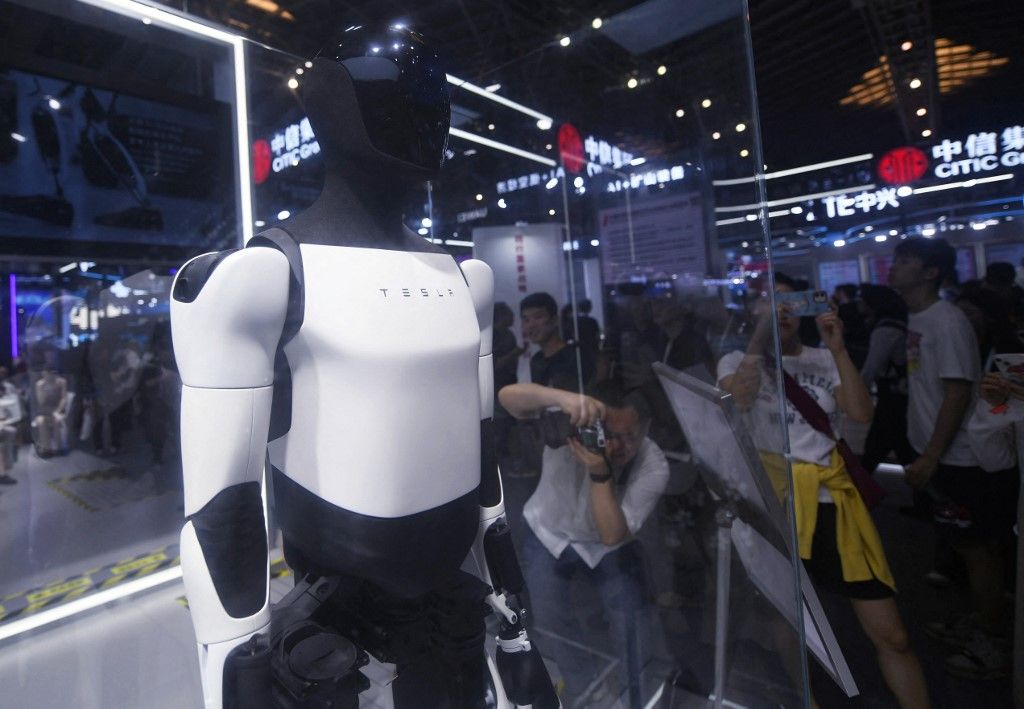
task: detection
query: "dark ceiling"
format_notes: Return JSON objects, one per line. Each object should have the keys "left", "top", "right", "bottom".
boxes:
{"left": 153, "top": 0, "right": 1024, "bottom": 171}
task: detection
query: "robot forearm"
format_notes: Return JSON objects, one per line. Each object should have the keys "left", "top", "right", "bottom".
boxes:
{"left": 180, "top": 385, "right": 274, "bottom": 708}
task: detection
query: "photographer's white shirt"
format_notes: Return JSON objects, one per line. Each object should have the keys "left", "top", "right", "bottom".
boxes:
{"left": 523, "top": 439, "right": 668, "bottom": 569}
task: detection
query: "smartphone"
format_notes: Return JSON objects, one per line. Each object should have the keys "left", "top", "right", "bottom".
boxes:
{"left": 775, "top": 289, "right": 831, "bottom": 317}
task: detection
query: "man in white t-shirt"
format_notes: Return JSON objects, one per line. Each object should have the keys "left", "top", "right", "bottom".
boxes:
{"left": 889, "top": 237, "right": 1017, "bottom": 679}
{"left": 498, "top": 381, "right": 668, "bottom": 707}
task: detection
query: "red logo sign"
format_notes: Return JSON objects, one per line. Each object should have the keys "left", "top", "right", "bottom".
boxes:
{"left": 252, "top": 139, "right": 272, "bottom": 185}
{"left": 558, "top": 123, "right": 585, "bottom": 175}
{"left": 877, "top": 146, "right": 928, "bottom": 185}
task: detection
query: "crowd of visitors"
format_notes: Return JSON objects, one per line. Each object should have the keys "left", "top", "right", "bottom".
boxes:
{"left": 493, "top": 238, "right": 1024, "bottom": 707}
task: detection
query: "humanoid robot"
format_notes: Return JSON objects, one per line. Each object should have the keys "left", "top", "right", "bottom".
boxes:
{"left": 170, "top": 24, "right": 559, "bottom": 709}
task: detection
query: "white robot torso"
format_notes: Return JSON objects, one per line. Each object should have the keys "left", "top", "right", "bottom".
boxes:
{"left": 273, "top": 243, "right": 481, "bottom": 517}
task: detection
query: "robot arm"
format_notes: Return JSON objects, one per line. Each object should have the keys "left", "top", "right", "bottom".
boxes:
{"left": 460, "top": 260, "right": 559, "bottom": 709}
{"left": 171, "top": 247, "right": 291, "bottom": 709}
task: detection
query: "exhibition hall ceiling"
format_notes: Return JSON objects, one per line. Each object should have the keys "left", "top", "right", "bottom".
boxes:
{"left": 2, "top": 0, "right": 1020, "bottom": 173}
{"left": 145, "top": 0, "right": 1022, "bottom": 170}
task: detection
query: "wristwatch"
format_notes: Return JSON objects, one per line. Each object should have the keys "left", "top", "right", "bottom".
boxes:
{"left": 589, "top": 461, "right": 613, "bottom": 483}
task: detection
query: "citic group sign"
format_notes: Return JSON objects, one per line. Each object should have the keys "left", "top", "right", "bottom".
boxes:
{"left": 877, "top": 146, "right": 928, "bottom": 185}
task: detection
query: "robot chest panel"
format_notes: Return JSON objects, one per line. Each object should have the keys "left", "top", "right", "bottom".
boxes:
{"left": 299, "top": 245, "right": 480, "bottom": 361}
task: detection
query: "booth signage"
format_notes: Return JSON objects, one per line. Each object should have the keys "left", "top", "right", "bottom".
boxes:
{"left": 266, "top": 118, "right": 320, "bottom": 175}
{"left": 876, "top": 146, "right": 928, "bottom": 185}
{"left": 930, "top": 126, "right": 1024, "bottom": 178}
{"left": 823, "top": 187, "right": 900, "bottom": 218}
{"left": 456, "top": 207, "right": 488, "bottom": 223}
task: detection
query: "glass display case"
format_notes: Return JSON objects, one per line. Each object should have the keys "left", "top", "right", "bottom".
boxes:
{"left": 0, "top": 0, "right": 880, "bottom": 707}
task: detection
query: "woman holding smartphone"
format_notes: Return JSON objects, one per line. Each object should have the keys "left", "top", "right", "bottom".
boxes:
{"left": 718, "top": 274, "right": 929, "bottom": 709}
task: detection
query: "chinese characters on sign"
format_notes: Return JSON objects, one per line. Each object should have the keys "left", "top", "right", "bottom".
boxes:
{"left": 606, "top": 165, "right": 686, "bottom": 192}
{"left": 930, "top": 126, "right": 1024, "bottom": 178}
{"left": 823, "top": 188, "right": 901, "bottom": 218}
{"left": 496, "top": 167, "right": 564, "bottom": 195}
{"left": 584, "top": 136, "right": 634, "bottom": 171}
{"left": 268, "top": 118, "right": 320, "bottom": 174}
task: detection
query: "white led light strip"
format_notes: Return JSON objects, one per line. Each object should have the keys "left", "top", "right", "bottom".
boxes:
{"left": 446, "top": 74, "right": 553, "bottom": 124}
{"left": 449, "top": 127, "right": 556, "bottom": 166}
{"left": 0, "top": 566, "right": 183, "bottom": 643}
{"left": 911, "top": 173, "right": 1013, "bottom": 194}
{"left": 74, "top": 0, "right": 254, "bottom": 243}
{"left": 712, "top": 153, "right": 875, "bottom": 186}
{"left": 714, "top": 184, "right": 877, "bottom": 213}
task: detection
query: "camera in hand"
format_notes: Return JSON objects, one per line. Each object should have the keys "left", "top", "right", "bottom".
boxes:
{"left": 539, "top": 409, "right": 606, "bottom": 451}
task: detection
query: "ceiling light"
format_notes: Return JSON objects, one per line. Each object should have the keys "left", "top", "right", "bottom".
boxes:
{"left": 545, "top": 177, "right": 558, "bottom": 189}
{"left": 842, "top": 38, "right": 1008, "bottom": 108}
{"left": 874, "top": 234, "right": 888, "bottom": 242}
{"left": 497, "top": 198, "right": 507, "bottom": 209}
{"left": 921, "top": 128, "right": 932, "bottom": 137}
{"left": 701, "top": 98, "right": 711, "bottom": 108}
{"left": 889, "top": 229, "right": 898, "bottom": 236}
{"left": 295, "top": 67, "right": 303, "bottom": 75}
{"left": 277, "top": 210, "right": 291, "bottom": 220}
{"left": 864, "top": 225, "right": 873, "bottom": 231}
{"left": 487, "top": 123, "right": 495, "bottom": 131}
{"left": 559, "top": 36, "right": 570, "bottom": 47}
{"left": 712, "top": 131, "right": 721, "bottom": 140}
{"left": 573, "top": 176, "right": 584, "bottom": 188}
{"left": 806, "top": 212, "right": 816, "bottom": 221}
{"left": 254, "top": 220, "right": 266, "bottom": 227}
{"left": 630, "top": 157, "right": 646, "bottom": 166}
{"left": 834, "top": 239, "right": 846, "bottom": 247}
{"left": 901, "top": 40, "right": 913, "bottom": 51}
{"left": 536, "top": 118, "right": 552, "bottom": 130}
{"left": 909, "top": 78, "right": 922, "bottom": 89}
{"left": 896, "top": 185, "right": 913, "bottom": 197}
{"left": 421, "top": 217, "right": 433, "bottom": 227}
{"left": 922, "top": 226, "right": 936, "bottom": 237}
{"left": 745, "top": 213, "right": 757, "bottom": 222}
{"left": 787, "top": 242, "right": 796, "bottom": 249}
{"left": 657, "top": 65, "right": 667, "bottom": 76}
{"left": 592, "top": 17, "right": 603, "bottom": 29}
{"left": 548, "top": 209, "right": 556, "bottom": 216}
{"left": 736, "top": 123, "right": 746, "bottom": 132}
{"left": 287, "top": 78, "right": 298, "bottom": 89}
{"left": 790, "top": 206, "right": 803, "bottom": 214}
{"left": 675, "top": 108, "right": 685, "bottom": 118}
{"left": 485, "top": 83, "right": 501, "bottom": 92}
{"left": 739, "top": 149, "right": 749, "bottom": 157}
{"left": 10, "top": 133, "right": 26, "bottom": 143}
{"left": 916, "top": 107, "right": 927, "bottom": 116}
{"left": 627, "top": 77, "right": 638, "bottom": 89}
{"left": 141, "top": 16, "right": 152, "bottom": 25}
{"left": 475, "top": 193, "right": 483, "bottom": 201}
{"left": 304, "top": 61, "right": 313, "bottom": 68}
{"left": 741, "top": 241, "right": 749, "bottom": 248}
{"left": 48, "top": 98, "right": 61, "bottom": 110}
{"left": 418, "top": 227, "right": 429, "bottom": 235}
{"left": 590, "top": 239, "right": 600, "bottom": 247}
{"left": 971, "top": 222, "right": 986, "bottom": 231}
{"left": 545, "top": 143, "right": 552, "bottom": 150}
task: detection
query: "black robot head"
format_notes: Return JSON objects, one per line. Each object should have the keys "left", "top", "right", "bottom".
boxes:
{"left": 304, "top": 24, "right": 450, "bottom": 177}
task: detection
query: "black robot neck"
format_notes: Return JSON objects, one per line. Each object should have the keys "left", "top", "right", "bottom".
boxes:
{"left": 285, "top": 169, "right": 415, "bottom": 249}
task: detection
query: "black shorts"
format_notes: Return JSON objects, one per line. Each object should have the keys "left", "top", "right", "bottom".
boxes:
{"left": 802, "top": 503, "right": 894, "bottom": 600}
{"left": 929, "top": 461, "right": 1019, "bottom": 542}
